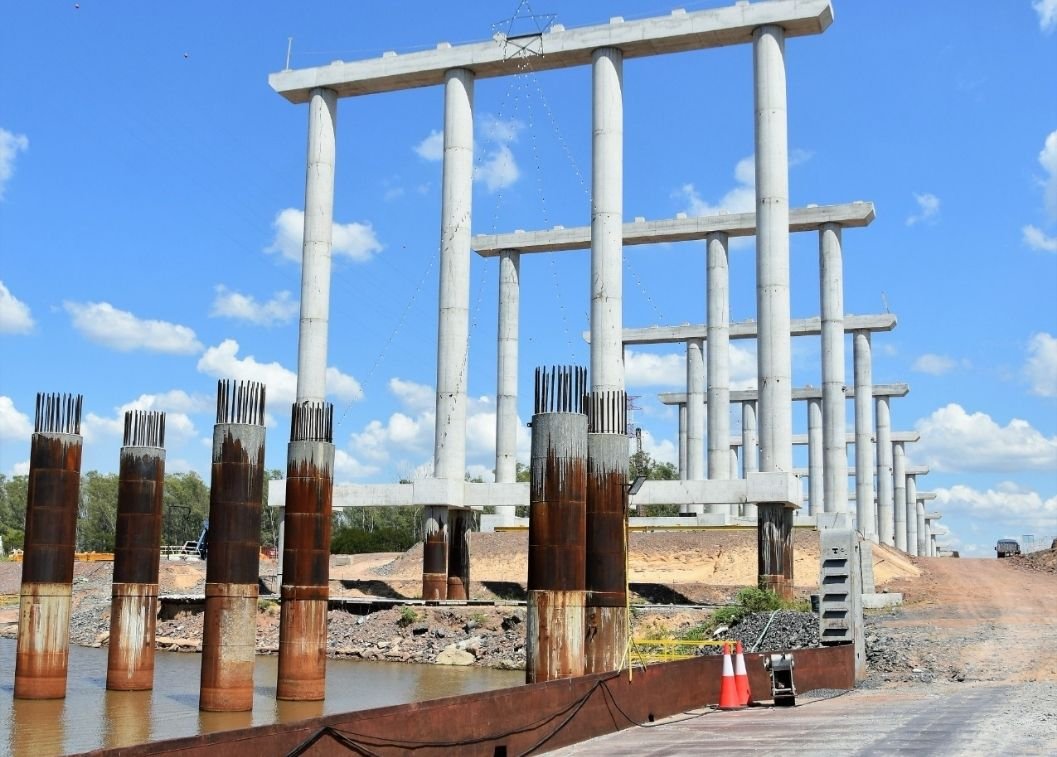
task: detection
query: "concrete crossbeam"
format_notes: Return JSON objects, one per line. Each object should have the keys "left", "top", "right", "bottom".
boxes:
{"left": 473, "top": 202, "right": 872, "bottom": 256}
{"left": 628, "top": 472, "right": 801, "bottom": 508}
{"left": 726, "top": 432, "right": 919, "bottom": 447}
{"left": 790, "top": 465, "right": 929, "bottom": 476}
{"left": 271, "top": 1, "right": 833, "bottom": 103}
{"left": 605, "top": 313, "right": 895, "bottom": 346}
{"left": 659, "top": 383, "right": 908, "bottom": 404}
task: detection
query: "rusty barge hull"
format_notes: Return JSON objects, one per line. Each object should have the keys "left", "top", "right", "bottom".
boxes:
{"left": 83, "top": 645, "right": 854, "bottom": 756}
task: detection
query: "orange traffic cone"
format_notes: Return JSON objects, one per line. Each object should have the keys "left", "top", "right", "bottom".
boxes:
{"left": 734, "top": 641, "right": 752, "bottom": 706}
{"left": 718, "top": 643, "right": 743, "bottom": 710}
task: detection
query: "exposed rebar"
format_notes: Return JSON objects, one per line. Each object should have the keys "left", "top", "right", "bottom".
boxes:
{"left": 122, "top": 410, "right": 166, "bottom": 448}
{"left": 586, "top": 390, "right": 628, "bottom": 435}
{"left": 215, "top": 379, "right": 266, "bottom": 426}
{"left": 533, "top": 365, "right": 586, "bottom": 415}
{"left": 289, "top": 401, "right": 334, "bottom": 443}
{"left": 33, "top": 392, "right": 83, "bottom": 435}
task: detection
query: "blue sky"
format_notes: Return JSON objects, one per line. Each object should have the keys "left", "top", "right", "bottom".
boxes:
{"left": 1, "top": 1, "right": 1055, "bottom": 557}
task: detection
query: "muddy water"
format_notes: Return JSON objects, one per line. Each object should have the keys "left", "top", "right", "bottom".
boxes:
{"left": 0, "top": 638, "right": 522, "bottom": 755}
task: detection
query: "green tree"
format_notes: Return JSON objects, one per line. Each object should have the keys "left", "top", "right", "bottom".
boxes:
{"left": 629, "top": 450, "right": 680, "bottom": 517}
{"left": 162, "top": 471, "right": 210, "bottom": 547}
{"left": 0, "top": 474, "right": 28, "bottom": 552}
{"left": 260, "top": 468, "right": 283, "bottom": 550}
{"left": 77, "top": 471, "right": 119, "bottom": 551}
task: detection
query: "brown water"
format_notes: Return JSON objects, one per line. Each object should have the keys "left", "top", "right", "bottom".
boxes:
{"left": 0, "top": 638, "right": 522, "bottom": 755}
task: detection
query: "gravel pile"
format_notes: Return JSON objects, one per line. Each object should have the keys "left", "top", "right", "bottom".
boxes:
{"left": 862, "top": 611, "right": 969, "bottom": 687}
{"left": 698, "top": 610, "right": 820, "bottom": 655}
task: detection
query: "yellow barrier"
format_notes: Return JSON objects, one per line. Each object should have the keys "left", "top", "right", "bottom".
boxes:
{"left": 631, "top": 637, "right": 735, "bottom": 663}
{"left": 5, "top": 551, "right": 114, "bottom": 563}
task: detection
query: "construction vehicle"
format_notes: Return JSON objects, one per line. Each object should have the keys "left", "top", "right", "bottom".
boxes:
{"left": 995, "top": 539, "right": 1021, "bottom": 558}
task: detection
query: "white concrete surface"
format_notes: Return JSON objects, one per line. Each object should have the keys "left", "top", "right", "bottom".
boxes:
{"left": 296, "top": 88, "right": 337, "bottom": 404}
{"left": 611, "top": 313, "right": 895, "bottom": 346}
{"left": 494, "top": 250, "right": 519, "bottom": 519}
{"left": 658, "top": 382, "right": 909, "bottom": 405}
{"left": 819, "top": 222, "right": 847, "bottom": 514}
{"left": 875, "top": 395, "right": 894, "bottom": 546}
{"left": 590, "top": 46, "right": 624, "bottom": 394}
{"left": 741, "top": 400, "right": 758, "bottom": 519}
{"left": 271, "top": 1, "right": 833, "bottom": 103}
{"left": 906, "top": 473, "right": 919, "bottom": 557}
{"left": 893, "top": 441, "right": 907, "bottom": 551}
{"left": 473, "top": 201, "right": 873, "bottom": 256}
{"left": 434, "top": 68, "right": 474, "bottom": 485}
{"left": 853, "top": 330, "right": 876, "bottom": 542}
{"left": 706, "top": 233, "right": 731, "bottom": 512}
{"left": 807, "top": 397, "right": 822, "bottom": 516}
{"left": 686, "top": 338, "right": 705, "bottom": 514}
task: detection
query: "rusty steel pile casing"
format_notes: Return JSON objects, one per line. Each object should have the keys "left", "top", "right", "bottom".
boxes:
{"left": 446, "top": 509, "right": 471, "bottom": 601}
{"left": 422, "top": 505, "right": 448, "bottom": 600}
{"left": 107, "top": 410, "right": 166, "bottom": 692}
{"left": 277, "top": 401, "right": 334, "bottom": 702}
{"left": 758, "top": 502, "right": 795, "bottom": 600}
{"left": 584, "top": 390, "right": 630, "bottom": 675}
{"left": 200, "top": 380, "right": 266, "bottom": 713}
{"left": 15, "top": 393, "right": 83, "bottom": 700}
{"left": 526, "top": 366, "right": 588, "bottom": 684}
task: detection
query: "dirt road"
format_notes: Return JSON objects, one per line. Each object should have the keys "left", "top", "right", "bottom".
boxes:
{"left": 556, "top": 554, "right": 1057, "bottom": 755}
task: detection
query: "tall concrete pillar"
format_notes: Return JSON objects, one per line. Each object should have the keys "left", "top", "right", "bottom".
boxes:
{"left": 707, "top": 232, "right": 731, "bottom": 516}
{"left": 15, "top": 393, "right": 83, "bottom": 700}
{"left": 754, "top": 24, "right": 794, "bottom": 595}
{"left": 201, "top": 380, "right": 266, "bottom": 713}
{"left": 853, "top": 331, "right": 876, "bottom": 542}
{"left": 892, "top": 441, "right": 907, "bottom": 552}
{"left": 742, "top": 401, "right": 759, "bottom": 519}
{"left": 753, "top": 25, "right": 792, "bottom": 476}
{"left": 678, "top": 403, "right": 688, "bottom": 481}
{"left": 590, "top": 47, "right": 624, "bottom": 392}
{"left": 686, "top": 338, "right": 705, "bottom": 515}
{"left": 430, "top": 67, "right": 475, "bottom": 599}
{"left": 495, "top": 249, "right": 520, "bottom": 521}
{"left": 108, "top": 410, "right": 165, "bottom": 692}
{"left": 875, "top": 396, "right": 894, "bottom": 547}
{"left": 296, "top": 88, "right": 337, "bottom": 404}
{"left": 807, "top": 397, "right": 823, "bottom": 516}
{"left": 434, "top": 67, "right": 475, "bottom": 484}
{"left": 819, "top": 223, "right": 848, "bottom": 514}
{"left": 906, "top": 474, "right": 919, "bottom": 557}
{"left": 915, "top": 494, "right": 927, "bottom": 557}
{"left": 585, "top": 45, "right": 627, "bottom": 673}
{"left": 277, "top": 401, "right": 334, "bottom": 702}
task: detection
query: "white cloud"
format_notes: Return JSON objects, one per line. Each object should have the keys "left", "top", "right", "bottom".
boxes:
{"left": 80, "top": 390, "right": 211, "bottom": 443}
{"left": 1034, "top": 0, "right": 1057, "bottom": 32}
{"left": 905, "top": 192, "right": 940, "bottom": 226}
{"left": 639, "top": 428, "right": 677, "bottom": 466}
{"left": 64, "top": 301, "right": 202, "bottom": 354}
{"left": 1037, "top": 129, "right": 1057, "bottom": 220}
{"left": 211, "top": 286, "right": 298, "bottom": 326}
{"left": 0, "top": 281, "right": 34, "bottom": 334}
{"left": 0, "top": 128, "right": 29, "bottom": 199}
{"left": 334, "top": 449, "right": 380, "bottom": 481}
{"left": 625, "top": 350, "right": 685, "bottom": 387}
{"left": 12, "top": 461, "right": 30, "bottom": 476}
{"left": 196, "top": 339, "right": 362, "bottom": 407}
{"left": 1022, "top": 224, "right": 1057, "bottom": 252}
{"left": 1025, "top": 332, "right": 1057, "bottom": 397}
{"left": 935, "top": 482, "right": 1057, "bottom": 530}
{"left": 0, "top": 396, "right": 33, "bottom": 440}
{"left": 911, "top": 353, "right": 968, "bottom": 376}
{"left": 672, "top": 150, "right": 811, "bottom": 222}
{"left": 389, "top": 377, "right": 435, "bottom": 412}
{"left": 265, "top": 208, "right": 382, "bottom": 263}
{"left": 474, "top": 144, "right": 519, "bottom": 192}
{"left": 915, "top": 403, "right": 1057, "bottom": 472}
{"left": 414, "top": 130, "right": 443, "bottom": 161}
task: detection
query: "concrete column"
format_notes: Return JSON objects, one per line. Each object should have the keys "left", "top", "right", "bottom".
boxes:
{"left": 853, "top": 331, "right": 876, "bottom": 542}
{"left": 807, "top": 397, "right": 823, "bottom": 516}
{"left": 707, "top": 232, "right": 731, "bottom": 516}
{"left": 677, "top": 403, "right": 688, "bottom": 481}
{"left": 930, "top": 532, "right": 937, "bottom": 557}
{"left": 892, "top": 441, "right": 907, "bottom": 552}
{"left": 742, "top": 400, "right": 759, "bottom": 519}
{"left": 495, "top": 250, "right": 520, "bottom": 519}
{"left": 906, "top": 474, "right": 919, "bottom": 557}
{"left": 434, "top": 68, "right": 475, "bottom": 484}
{"left": 296, "top": 88, "right": 338, "bottom": 404}
{"left": 753, "top": 25, "right": 792, "bottom": 475}
{"left": 875, "top": 396, "right": 894, "bottom": 547}
{"left": 686, "top": 338, "right": 705, "bottom": 515}
{"left": 730, "top": 448, "right": 740, "bottom": 481}
{"left": 915, "top": 496, "right": 927, "bottom": 557}
{"left": 590, "top": 47, "right": 624, "bottom": 393}
{"left": 819, "top": 223, "right": 848, "bottom": 514}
